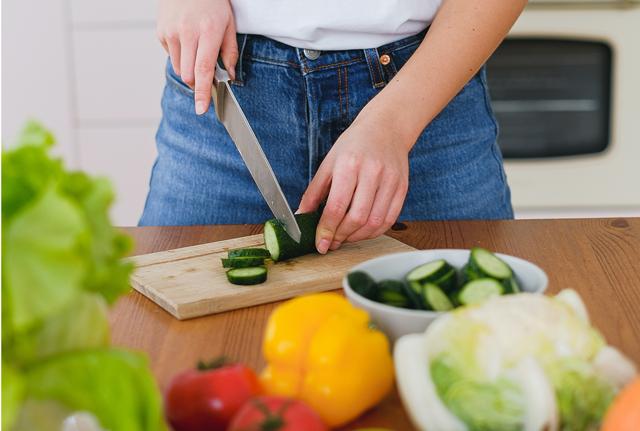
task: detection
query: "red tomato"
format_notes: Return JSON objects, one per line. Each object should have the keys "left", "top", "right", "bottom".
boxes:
{"left": 228, "top": 396, "right": 328, "bottom": 431}
{"left": 165, "top": 360, "right": 262, "bottom": 431}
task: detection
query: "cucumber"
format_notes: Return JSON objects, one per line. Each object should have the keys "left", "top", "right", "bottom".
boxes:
{"left": 458, "top": 278, "right": 504, "bottom": 305}
{"left": 406, "top": 259, "right": 453, "bottom": 284}
{"left": 469, "top": 247, "right": 512, "bottom": 280}
{"left": 228, "top": 248, "right": 271, "bottom": 259}
{"left": 264, "top": 211, "right": 320, "bottom": 262}
{"left": 461, "top": 263, "right": 482, "bottom": 284}
{"left": 423, "top": 283, "right": 454, "bottom": 311}
{"left": 347, "top": 271, "right": 377, "bottom": 300}
{"left": 503, "top": 277, "right": 521, "bottom": 294}
{"left": 401, "top": 280, "right": 425, "bottom": 310}
{"left": 226, "top": 266, "right": 267, "bottom": 285}
{"left": 221, "top": 256, "right": 266, "bottom": 268}
{"left": 377, "top": 280, "right": 409, "bottom": 308}
{"left": 430, "top": 268, "right": 457, "bottom": 292}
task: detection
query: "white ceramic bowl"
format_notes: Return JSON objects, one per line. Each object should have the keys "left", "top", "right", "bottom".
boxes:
{"left": 342, "top": 249, "right": 548, "bottom": 342}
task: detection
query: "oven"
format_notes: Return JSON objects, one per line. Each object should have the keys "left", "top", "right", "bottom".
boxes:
{"left": 486, "top": 0, "right": 640, "bottom": 218}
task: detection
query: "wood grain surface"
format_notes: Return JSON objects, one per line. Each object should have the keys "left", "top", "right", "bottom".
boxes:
{"left": 111, "top": 219, "right": 640, "bottom": 430}
{"left": 129, "top": 234, "right": 414, "bottom": 319}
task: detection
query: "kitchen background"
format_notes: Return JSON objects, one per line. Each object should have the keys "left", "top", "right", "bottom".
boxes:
{"left": 3, "top": 0, "right": 640, "bottom": 225}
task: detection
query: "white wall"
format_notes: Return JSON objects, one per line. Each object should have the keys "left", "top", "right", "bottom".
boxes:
{"left": 2, "top": 0, "right": 163, "bottom": 225}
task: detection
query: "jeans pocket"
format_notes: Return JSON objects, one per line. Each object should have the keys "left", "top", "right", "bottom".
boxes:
{"left": 165, "top": 59, "right": 194, "bottom": 96}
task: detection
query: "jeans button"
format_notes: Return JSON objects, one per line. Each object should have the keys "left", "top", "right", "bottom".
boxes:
{"left": 303, "top": 49, "right": 321, "bottom": 60}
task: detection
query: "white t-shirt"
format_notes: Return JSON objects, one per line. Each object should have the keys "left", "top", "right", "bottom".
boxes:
{"left": 231, "top": 0, "right": 442, "bottom": 50}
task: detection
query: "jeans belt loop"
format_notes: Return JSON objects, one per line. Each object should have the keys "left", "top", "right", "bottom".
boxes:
{"left": 235, "top": 34, "right": 249, "bottom": 84}
{"left": 363, "top": 48, "right": 386, "bottom": 89}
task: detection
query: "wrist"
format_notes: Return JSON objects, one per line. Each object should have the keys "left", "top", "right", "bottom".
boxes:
{"left": 357, "top": 96, "right": 420, "bottom": 153}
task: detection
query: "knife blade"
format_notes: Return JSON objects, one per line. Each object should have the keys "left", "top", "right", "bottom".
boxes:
{"left": 212, "top": 67, "right": 302, "bottom": 242}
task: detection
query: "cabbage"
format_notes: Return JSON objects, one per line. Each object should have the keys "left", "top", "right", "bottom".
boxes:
{"left": 394, "top": 290, "right": 637, "bottom": 431}
{"left": 2, "top": 122, "right": 163, "bottom": 431}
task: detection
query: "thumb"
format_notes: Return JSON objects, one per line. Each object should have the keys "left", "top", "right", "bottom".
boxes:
{"left": 297, "top": 166, "right": 332, "bottom": 214}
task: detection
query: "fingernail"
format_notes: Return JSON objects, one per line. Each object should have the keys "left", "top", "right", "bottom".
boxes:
{"left": 330, "top": 241, "right": 341, "bottom": 250}
{"left": 195, "top": 101, "right": 206, "bottom": 115}
{"left": 317, "top": 239, "right": 330, "bottom": 254}
{"left": 294, "top": 208, "right": 301, "bottom": 214}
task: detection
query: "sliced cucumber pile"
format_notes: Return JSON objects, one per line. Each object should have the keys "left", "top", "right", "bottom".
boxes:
{"left": 221, "top": 247, "right": 271, "bottom": 285}
{"left": 347, "top": 247, "right": 522, "bottom": 311}
{"left": 221, "top": 211, "right": 321, "bottom": 286}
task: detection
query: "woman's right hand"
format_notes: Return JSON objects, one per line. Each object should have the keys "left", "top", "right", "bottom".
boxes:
{"left": 157, "top": 0, "right": 238, "bottom": 115}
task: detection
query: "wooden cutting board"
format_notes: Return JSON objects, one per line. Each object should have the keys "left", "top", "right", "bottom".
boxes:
{"left": 128, "top": 234, "right": 414, "bottom": 320}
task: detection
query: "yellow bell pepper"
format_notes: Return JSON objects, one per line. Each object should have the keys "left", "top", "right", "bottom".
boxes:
{"left": 260, "top": 293, "right": 394, "bottom": 427}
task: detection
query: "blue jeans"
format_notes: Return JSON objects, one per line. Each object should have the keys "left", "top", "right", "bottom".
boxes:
{"left": 140, "top": 31, "right": 513, "bottom": 226}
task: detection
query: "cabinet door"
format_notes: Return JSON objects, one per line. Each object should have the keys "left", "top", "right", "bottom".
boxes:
{"left": 2, "top": 0, "right": 75, "bottom": 164}
{"left": 77, "top": 127, "right": 157, "bottom": 225}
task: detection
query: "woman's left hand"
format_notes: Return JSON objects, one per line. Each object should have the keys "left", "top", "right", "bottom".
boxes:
{"left": 297, "top": 107, "right": 412, "bottom": 254}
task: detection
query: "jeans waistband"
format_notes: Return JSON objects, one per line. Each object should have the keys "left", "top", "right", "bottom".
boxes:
{"left": 234, "top": 29, "right": 427, "bottom": 86}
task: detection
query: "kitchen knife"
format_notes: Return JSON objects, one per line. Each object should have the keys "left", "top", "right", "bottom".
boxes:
{"left": 212, "top": 66, "right": 302, "bottom": 243}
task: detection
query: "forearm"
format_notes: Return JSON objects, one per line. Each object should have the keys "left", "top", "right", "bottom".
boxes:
{"left": 361, "top": 0, "right": 527, "bottom": 149}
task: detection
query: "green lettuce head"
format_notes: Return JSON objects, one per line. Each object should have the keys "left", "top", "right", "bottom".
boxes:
{"left": 2, "top": 122, "right": 164, "bottom": 431}
{"left": 394, "top": 289, "right": 637, "bottom": 431}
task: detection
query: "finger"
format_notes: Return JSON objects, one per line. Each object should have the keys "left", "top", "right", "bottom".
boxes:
{"left": 315, "top": 160, "right": 358, "bottom": 254}
{"left": 194, "top": 29, "right": 223, "bottom": 115}
{"left": 368, "top": 180, "right": 408, "bottom": 240}
{"left": 220, "top": 19, "right": 239, "bottom": 81}
{"left": 330, "top": 166, "right": 382, "bottom": 249}
{"left": 345, "top": 177, "right": 401, "bottom": 243}
{"left": 179, "top": 30, "right": 198, "bottom": 89}
{"left": 297, "top": 155, "right": 335, "bottom": 214}
{"left": 166, "top": 34, "right": 181, "bottom": 75}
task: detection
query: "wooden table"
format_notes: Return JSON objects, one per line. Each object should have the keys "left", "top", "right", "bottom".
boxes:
{"left": 112, "top": 218, "right": 640, "bottom": 430}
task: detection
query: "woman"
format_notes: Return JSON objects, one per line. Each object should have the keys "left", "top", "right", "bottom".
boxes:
{"left": 141, "top": 0, "right": 526, "bottom": 254}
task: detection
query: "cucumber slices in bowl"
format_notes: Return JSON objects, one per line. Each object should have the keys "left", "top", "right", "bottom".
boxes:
{"left": 346, "top": 247, "right": 522, "bottom": 311}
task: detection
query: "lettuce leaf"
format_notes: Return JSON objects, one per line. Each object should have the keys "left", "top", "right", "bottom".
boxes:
{"left": 23, "top": 349, "right": 165, "bottom": 431}
{"left": 431, "top": 355, "right": 525, "bottom": 431}
{"left": 2, "top": 363, "right": 25, "bottom": 431}
{"left": 8, "top": 293, "right": 110, "bottom": 366}
{"left": 3, "top": 185, "right": 88, "bottom": 333}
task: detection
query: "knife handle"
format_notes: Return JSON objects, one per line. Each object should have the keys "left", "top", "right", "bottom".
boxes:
{"left": 212, "top": 64, "right": 231, "bottom": 122}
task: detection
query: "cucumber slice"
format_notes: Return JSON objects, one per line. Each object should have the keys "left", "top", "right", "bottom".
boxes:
{"left": 227, "top": 248, "right": 271, "bottom": 259}
{"left": 401, "top": 280, "right": 425, "bottom": 310}
{"left": 423, "top": 283, "right": 454, "bottom": 311}
{"left": 430, "top": 268, "right": 457, "bottom": 292}
{"left": 226, "top": 266, "right": 267, "bottom": 285}
{"left": 221, "top": 256, "right": 266, "bottom": 268}
{"left": 469, "top": 247, "right": 512, "bottom": 280}
{"left": 458, "top": 278, "right": 504, "bottom": 305}
{"left": 264, "top": 211, "right": 320, "bottom": 262}
{"left": 347, "top": 271, "right": 377, "bottom": 300}
{"left": 377, "top": 280, "right": 410, "bottom": 308}
{"left": 378, "top": 290, "right": 409, "bottom": 308}
{"left": 406, "top": 259, "right": 453, "bottom": 284}
{"left": 504, "top": 277, "right": 521, "bottom": 294}
{"left": 461, "top": 263, "right": 482, "bottom": 284}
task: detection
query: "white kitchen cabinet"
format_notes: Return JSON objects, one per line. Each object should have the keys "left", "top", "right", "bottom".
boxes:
{"left": 4, "top": 0, "right": 166, "bottom": 225}
{"left": 70, "top": 0, "right": 156, "bottom": 25}
{"left": 73, "top": 29, "right": 166, "bottom": 124}
{"left": 2, "top": 0, "right": 76, "bottom": 164}
{"left": 77, "top": 127, "right": 158, "bottom": 225}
